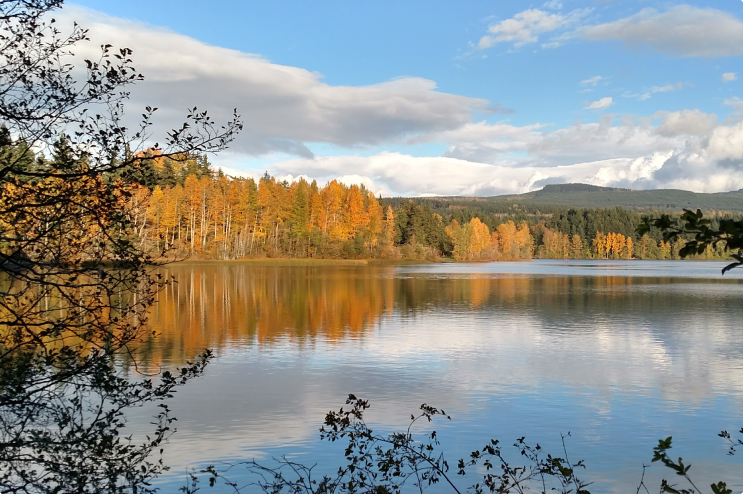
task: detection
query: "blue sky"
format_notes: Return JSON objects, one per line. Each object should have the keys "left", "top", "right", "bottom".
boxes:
{"left": 66, "top": 1, "right": 743, "bottom": 195}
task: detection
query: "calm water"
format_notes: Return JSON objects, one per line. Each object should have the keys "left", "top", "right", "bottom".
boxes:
{"left": 131, "top": 260, "right": 743, "bottom": 493}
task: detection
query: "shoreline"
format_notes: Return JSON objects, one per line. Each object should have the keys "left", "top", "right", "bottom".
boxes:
{"left": 163, "top": 258, "right": 441, "bottom": 267}
{"left": 152, "top": 257, "right": 731, "bottom": 267}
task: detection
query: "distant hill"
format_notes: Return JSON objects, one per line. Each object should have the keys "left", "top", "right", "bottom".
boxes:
{"left": 399, "top": 184, "right": 743, "bottom": 214}
{"left": 500, "top": 184, "right": 743, "bottom": 211}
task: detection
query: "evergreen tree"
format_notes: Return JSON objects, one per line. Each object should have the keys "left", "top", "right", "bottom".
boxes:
{"left": 0, "top": 126, "right": 37, "bottom": 180}
{"left": 158, "top": 157, "right": 178, "bottom": 187}
{"left": 50, "top": 134, "right": 80, "bottom": 171}
{"left": 291, "top": 179, "right": 310, "bottom": 239}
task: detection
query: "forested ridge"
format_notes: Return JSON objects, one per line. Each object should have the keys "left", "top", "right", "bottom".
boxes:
{"left": 4, "top": 135, "right": 738, "bottom": 261}
{"left": 398, "top": 183, "right": 743, "bottom": 212}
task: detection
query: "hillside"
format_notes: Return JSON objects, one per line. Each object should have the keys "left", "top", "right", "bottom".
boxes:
{"left": 397, "top": 184, "right": 743, "bottom": 214}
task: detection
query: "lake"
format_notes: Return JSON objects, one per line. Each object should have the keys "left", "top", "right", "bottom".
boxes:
{"left": 132, "top": 260, "right": 743, "bottom": 493}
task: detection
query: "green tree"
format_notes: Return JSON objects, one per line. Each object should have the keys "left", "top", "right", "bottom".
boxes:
{"left": 639, "top": 209, "right": 743, "bottom": 273}
{"left": 0, "top": 1, "right": 241, "bottom": 492}
{"left": 394, "top": 200, "right": 450, "bottom": 255}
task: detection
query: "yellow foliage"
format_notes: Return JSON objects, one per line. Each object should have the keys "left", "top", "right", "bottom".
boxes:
{"left": 468, "top": 218, "right": 491, "bottom": 257}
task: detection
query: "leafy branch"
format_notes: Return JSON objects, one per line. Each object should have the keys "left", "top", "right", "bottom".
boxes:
{"left": 182, "top": 395, "right": 591, "bottom": 494}
{"left": 638, "top": 209, "right": 743, "bottom": 274}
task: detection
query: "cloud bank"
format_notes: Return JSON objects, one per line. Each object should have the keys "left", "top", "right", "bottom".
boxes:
{"left": 62, "top": 7, "right": 491, "bottom": 159}
{"left": 56, "top": 6, "right": 743, "bottom": 197}
{"left": 244, "top": 107, "right": 743, "bottom": 196}
{"left": 583, "top": 6, "right": 743, "bottom": 58}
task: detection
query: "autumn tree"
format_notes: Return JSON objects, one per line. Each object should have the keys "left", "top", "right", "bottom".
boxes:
{"left": 658, "top": 240, "right": 671, "bottom": 259}
{"left": 346, "top": 185, "right": 367, "bottom": 237}
{"left": 0, "top": 1, "right": 241, "bottom": 492}
{"left": 364, "top": 193, "right": 383, "bottom": 252}
{"left": 468, "top": 217, "right": 491, "bottom": 259}
{"left": 496, "top": 221, "right": 517, "bottom": 258}
{"left": 491, "top": 221, "right": 532, "bottom": 259}
{"left": 592, "top": 231, "right": 606, "bottom": 259}
{"left": 540, "top": 226, "right": 570, "bottom": 259}
{"left": 571, "top": 234, "right": 584, "bottom": 259}
{"left": 444, "top": 219, "right": 468, "bottom": 260}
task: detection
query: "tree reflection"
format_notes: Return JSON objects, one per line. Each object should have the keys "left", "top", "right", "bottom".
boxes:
{"left": 138, "top": 264, "right": 742, "bottom": 369}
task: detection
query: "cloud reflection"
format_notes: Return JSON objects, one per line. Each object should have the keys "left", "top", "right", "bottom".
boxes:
{"left": 130, "top": 261, "right": 743, "bottom": 491}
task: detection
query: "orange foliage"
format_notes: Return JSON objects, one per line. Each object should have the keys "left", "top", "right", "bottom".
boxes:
{"left": 140, "top": 174, "right": 384, "bottom": 258}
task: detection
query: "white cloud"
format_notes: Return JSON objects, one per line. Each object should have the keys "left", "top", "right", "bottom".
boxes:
{"left": 423, "top": 111, "right": 719, "bottom": 165}
{"left": 580, "top": 76, "right": 604, "bottom": 86}
{"left": 59, "top": 7, "right": 491, "bottom": 158}
{"left": 479, "top": 9, "right": 566, "bottom": 49}
{"left": 583, "top": 6, "right": 743, "bottom": 58}
{"left": 543, "top": 0, "right": 562, "bottom": 10}
{"left": 722, "top": 72, "right": 737, "bottom": 83}
{"left": 256, "top": 152, "right": 581, "bottom": 196}
{"left": 51, "top": 6, "right": 743, "bottom": 197}
{"left": 633, "top": 82, "right": 691, "bottom": 101}
{"left": 707, "top": 121, "right": 743, "bottom": 161}
{"left": 724, "top": 97, "right": 743, "bottom": 114}
{"left": 250, "top": 107, "right": 743, "bottom": 196}
{"left": 259, "top": 145, "right": 743, "bottom": 197}
{"left": 584, "top": 97, "right": 612, "bottom": 109}
{"left": 654, "top": 110, "right": 718, "bottom": 137}
{"left": 334, "top": 174, "right": 390, "bottom": 195}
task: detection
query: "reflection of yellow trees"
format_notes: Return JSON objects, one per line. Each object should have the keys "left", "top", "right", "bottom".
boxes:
{"left": 466, "top": 276, "right": 491, "bottom": 308}
{"left": 0, "top": 176, "right": 153, "bottom": 359}
{"left": 141, "top": 265, "right": 396, "bottom": 367}
{"left": 136, "top": 265, "right": 721, "bottom": 367}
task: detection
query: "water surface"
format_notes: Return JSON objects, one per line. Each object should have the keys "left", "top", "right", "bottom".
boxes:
{"left": 133, "top": 260, "right": 743, "bottom": 493}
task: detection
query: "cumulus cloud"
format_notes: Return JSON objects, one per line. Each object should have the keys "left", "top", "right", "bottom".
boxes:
{"left": 654, "top": 110, "right": 718, "bottom": 137}
{"left": 584, "top": 97, "right": 612, "bottom": 109}
{"left": 580, "top": 76, "right": 604, "bottom": 86}
{"left": 583, "top": 6, "right": 743, "bottom": 58}
{"left": 423, "top": 110, "right": 719, "bottom": 165}
{"left": 478, "top": 9, "right": 586, "bottom": 49}
{"left": 51, "top": 6, "right": 743, "bottom": 197}
{"left": 249, "top": 107, "right": 743, "bottom": 196}
{"left": 408, "top": 121, "right": 544, "bottom": 163}
{"left": 254, "top": 152, "right": 584, "bottom": 196}
{"left": 707, "top": 122, "right": 743, "bottom": 161}
{"left": 259, "top": 146, "right": 743, "bottom": 197}
{"left": 723, "top": 72, "right": 737, "bottom": 83}
{"left": 725, "top": 97, "right": 743, "bottom": 115}
{"left": 59, "top": 7, "right": 491, "bottom": 158}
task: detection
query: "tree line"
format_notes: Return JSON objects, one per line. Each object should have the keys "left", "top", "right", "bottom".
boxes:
{"left": 2, "top": 1, "right": 740, "bottom": 492}
{"left": 4, "top": 129, "right": 735, "bottom": 262}
{"left": 111, "top": 151, "right": 735, "bottom": 261}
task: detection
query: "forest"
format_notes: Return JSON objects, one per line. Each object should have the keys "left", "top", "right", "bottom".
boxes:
{"left": 3, "top": 134, "right": 737, "bottom": 262}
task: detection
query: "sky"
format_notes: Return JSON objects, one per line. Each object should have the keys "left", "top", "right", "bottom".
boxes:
{"left": 63, "top": 0, "right": 743, "bottom": 196}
